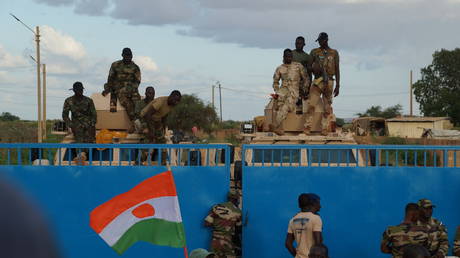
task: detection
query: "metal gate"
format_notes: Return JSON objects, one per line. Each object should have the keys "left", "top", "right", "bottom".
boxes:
{"left": 242, "top": 144, "right": 460, "bottom": 257}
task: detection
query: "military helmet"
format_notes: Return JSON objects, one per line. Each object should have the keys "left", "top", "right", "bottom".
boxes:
{"left": 417, "top": 198, "right": 436, "bottom": 208}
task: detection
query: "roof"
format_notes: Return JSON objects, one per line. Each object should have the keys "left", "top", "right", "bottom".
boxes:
{"left": 386, "top": 117, "right": 450, "bottom": 122}
{"left": 422, "top": 129, "right": 460, "bottom": 139}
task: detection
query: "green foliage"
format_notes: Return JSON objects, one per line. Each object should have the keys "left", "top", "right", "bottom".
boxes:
{"left": 356, "top": 104, "right": 402, "bottom": 119}
{"left": 380, "top": 137, "right": 437, "bottom": 166}
{"left": 165, "top": 94, "right": 219, "bottom": 134}
{"left": 220, "top": 120, "right": 241, "bottom": 129}
{"left": 413, "top": 48, "right": 460, "bottom": 125}
{"left": 0, "top": 112, "right": 20, "bottom": 121}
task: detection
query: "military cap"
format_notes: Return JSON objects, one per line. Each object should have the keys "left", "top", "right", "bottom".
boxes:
{"left": 316, "top": 32, "right": 328, "bottom": 42}
{"left": 417, "top": 199, "right": 436, "bottom": 208}
{"left": 70, "top": 81, "right": 84, "bottom": 90}
{"left": 190, "top": 248, "right": 214, "bottom": 258}
{"left": 122, "top": 47, "right": 132, "bottom": 55}
{"left": 227, "top": 189, "right": 240, "bottom": 199}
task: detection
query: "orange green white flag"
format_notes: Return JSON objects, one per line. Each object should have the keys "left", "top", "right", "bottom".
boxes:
{"left": 89, "top": 171, "right": 186, "bottom": 254}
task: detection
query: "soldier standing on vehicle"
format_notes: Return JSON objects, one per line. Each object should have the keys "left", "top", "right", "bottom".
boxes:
{"left": 140, "top": 90, "right": 181, "bottom": 144}
{"left": 285, "top": 193, "right": 323, "bottom": 258}
{"left": 454, "top": 226, "right": 460, "bottom": 256}
{"left": 293, "top": 36, "right": 313, "bottom": 80}
{"left": 272, "top": 49, "right": 309, "bottom": 135}
{"left": 62, "top": 82, "right": 97, "bottom": 143}
{"left": 380, "top": 203, "right": 429, "bottom": 258}
{"left": 134, "top": 86, "right": 155, "bottom": 134}
{"left": 416, "top": 199, "right": 448, "bottom": 258}
{"left": 205, "top": 189, "right": 242, "bottom": 258}
{"left": 102, "top": 47, "right": 141, "bottom": 125}
{"left": 306, "top": 32, "right": 340, "bottom": 134}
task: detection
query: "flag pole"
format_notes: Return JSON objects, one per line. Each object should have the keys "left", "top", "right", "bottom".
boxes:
{"left": 183, "top": 246, "right": 189, "bottom": 258}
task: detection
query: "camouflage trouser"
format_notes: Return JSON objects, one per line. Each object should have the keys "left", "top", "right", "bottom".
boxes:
{"left": 146, "top": 120, "right": 166, "bottom": 144}
{"left": 118, "top": 87, "right": 141, "bottom": 122}
{"left": 72, "top": 124, "right": 95, "bottom": 143}
{"left": 211, "top": 233, "right": 236, "bottom": 258}
{"left": 274, "top": 87, "right": 299, "bottom": 128}
{"left": 304, "top": 80, "right": 333, "bottom": 130}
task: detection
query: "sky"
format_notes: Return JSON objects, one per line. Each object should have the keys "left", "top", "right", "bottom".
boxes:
{"left": 1, "top": 0, "right": 460, "bottom": 121}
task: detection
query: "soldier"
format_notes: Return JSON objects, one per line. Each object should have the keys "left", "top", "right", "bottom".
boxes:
{"left": 102, "top": 47, "right": 141, "bottom": 124}
{"left": 205, "top": 189, "right": 242, "bottom": 258}
{"left": 454, "top": 226, "right": 460, "bottom": 256}
{"left": 140, "top": 90, "right": 181, "bottom": 144}
{"left": 62, "top": 82, "right": 97, "bottom": 143}
{"left": 304, "top": 62, "right": 334, "bottom": 134}
{"left": 381, "top": 203, "right": 429, "bottom": 258}
{"left": 272, "top": 49, "right": 309, "bottom": 135}
{"left": 401, "top": 244, "right": 430, "bottom": 258}
{"left": 292, "top": 36, "right": 313, "bottom": 80}
{"left": 285, "top": 193, "right": 323, "bottom": 257}
{"left": 306, "top": 32, "right": 340, "bottom": 134}
{"left": 134, "top": 86, "right": 155, "bottom": 134}
{"left": 416, "top": 199, "right": 448, "bottom": 258}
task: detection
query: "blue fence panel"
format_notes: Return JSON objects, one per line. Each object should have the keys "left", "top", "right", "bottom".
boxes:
{"left": 0, "top": 144, "right": 231, "bottom": 258}
{"left": 242, "top": 144, "right": 460, "bottom": 258}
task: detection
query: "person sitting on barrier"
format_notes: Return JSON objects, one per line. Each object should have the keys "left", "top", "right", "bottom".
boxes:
{"left": 416, "top": 199, "right": 448, "bottom": 258}
{"left": 402, "top": 244, "right": 430, "bottom": 258}
{"left": 308, "top": 244, "right": 329, "bottom": 258}
{"left": 381, "top": 203, "right": 429, "bottom": 257}
{"left": 204, "top": 189, "right": 242, "bottom": 258}
{"left": 285, "top": 193, "right": 323, "bottom": 257}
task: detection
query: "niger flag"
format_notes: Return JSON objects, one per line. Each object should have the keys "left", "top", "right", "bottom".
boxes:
{"left": 90, "top": 171, "right": 186, "bottom": 254}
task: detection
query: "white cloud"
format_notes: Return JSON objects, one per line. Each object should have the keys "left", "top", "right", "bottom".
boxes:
{"left": 40, "top": 25, "right": 86, "bottom": 60}
{"left": 0, "top": 45, "right": 28, "bottom": 68}
{"left": 134, "top": 56, "right": 158, "bottom": 71}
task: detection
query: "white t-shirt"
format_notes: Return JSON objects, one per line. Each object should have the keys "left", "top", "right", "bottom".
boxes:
{"left": 287, "top": 212, "right": 323, "bottom": 258}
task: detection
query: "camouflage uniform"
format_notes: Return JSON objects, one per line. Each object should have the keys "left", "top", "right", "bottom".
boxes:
{"left": 381, "top": 223, "right": 429, "bottom": 258}
{"left": 105, "top": 60, "right": 141, "bottom": 121}
{"left": 454, "top": 226, "right": 460, "bottom": 256}
{"left": 205, "top": 200, "right": 242, "bottom": 258}
{"left": 140, "top": 96, "right": 174, "bottom": 144}
{"left": 62, "top": 95, "right": 97, "bottom": 143}
{"left": 134, "top": 98, "right": 150, "bottom": 134}
{"left": 306, "top": 48, "right": 339, "bottom": 132}
{"left": 272, "top": 62, "right": 309, "bottom": 129}
{"left": 416, "top": 218, "right": 449, "bottom": 257}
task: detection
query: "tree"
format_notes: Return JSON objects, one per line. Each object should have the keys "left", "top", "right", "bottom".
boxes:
{"left": 413, "top": 48, "right": 460, "bottom": 125}
{"left": 356, "top": 104, "right": 402, "bottom": 119}
{"left": 165, "top": 94, "right": 219, "bottom": 134}
{"left": 0, "top": 112, "right": 20, "bottom": 121}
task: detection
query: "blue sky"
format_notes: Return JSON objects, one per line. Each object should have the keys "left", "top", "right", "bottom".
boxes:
{"left": 1, "top": 0, "right": 460, "bottom": 121}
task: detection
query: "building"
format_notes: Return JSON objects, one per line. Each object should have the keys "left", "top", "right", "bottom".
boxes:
{"left": 386, "top": 117, "right": 453, "bottom": 138}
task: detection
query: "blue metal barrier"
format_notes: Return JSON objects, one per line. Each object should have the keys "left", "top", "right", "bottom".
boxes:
{"left": 0, "top": 143, "right": 232, "bottom": 258}
{"left": 243, "top": 144, "right": 460, "bottom": 168}
{"left": 0, "top": 143, "right": 231, "bottom": 168}
{"left": 242, "top": 144, "right": 460, "bottom": 258}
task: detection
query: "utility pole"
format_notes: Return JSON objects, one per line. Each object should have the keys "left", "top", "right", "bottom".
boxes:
{"left": 211, "top": 84, "right": 215, "bottom": 109}
{"left": 409, "top": 70, "right": 413, "bottom": 116}
{"left": 42, "top": 64, "right": 46, "bottom": 140}
{"left": 218, "top": 82, "right": 222, "bottom": 122}
{"left": 10, "top": 14, "right": 42, "bottom": 142}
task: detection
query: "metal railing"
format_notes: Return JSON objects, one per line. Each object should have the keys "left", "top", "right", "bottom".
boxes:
{"left": 242, "top": 144, "right": 460, "bottom": 168}
{"left": 0, "top": 143, "right": 232, "bottom": 169}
